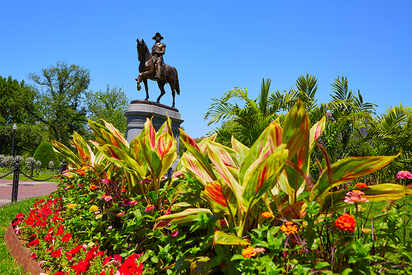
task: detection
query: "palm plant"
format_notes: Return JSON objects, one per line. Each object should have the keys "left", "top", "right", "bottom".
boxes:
{"left": 205, "top": 78, "right": 277, "bottom": 147}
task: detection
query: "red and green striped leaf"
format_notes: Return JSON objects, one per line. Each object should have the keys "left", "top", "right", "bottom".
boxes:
{"left": 155, "top": 208, "right": 212, "bottom": 229}
{"left": 311, "top": 154, "right": 400, "bottom": 200}
{"left": 213, "top": 231, "right": 250, "bottom": 246}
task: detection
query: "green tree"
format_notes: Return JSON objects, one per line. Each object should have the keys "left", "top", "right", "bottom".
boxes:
{"left": 0, "top": 76, "right": 44, "bottom": 155}
{"left": 85, "top": 86, "right": 128, "bottom": 133}
{"left": 31, "top": 62, "right": 90, "bottom": 144}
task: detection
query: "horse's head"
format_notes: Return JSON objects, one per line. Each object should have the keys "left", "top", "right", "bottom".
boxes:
{"left": 136, "top": 39, "right": 149, "bottom": 62}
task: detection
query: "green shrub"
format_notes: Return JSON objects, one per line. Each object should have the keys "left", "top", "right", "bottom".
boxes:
{"left": 33, "top": 142, "right": 58, "bottom": 169}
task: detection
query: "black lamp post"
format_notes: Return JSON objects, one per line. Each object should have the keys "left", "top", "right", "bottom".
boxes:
{"left": 11, "top": 123, "right": 19, "bottom": 202}
{"left": 11, "top": 123, "right": 17, "bottom": 157}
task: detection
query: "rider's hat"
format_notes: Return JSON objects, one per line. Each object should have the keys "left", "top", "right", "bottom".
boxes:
{"left": 152, "top": 32, "right": 164, "bottom": 40}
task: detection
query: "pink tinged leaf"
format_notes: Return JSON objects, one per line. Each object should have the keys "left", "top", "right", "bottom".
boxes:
{"left": 219, "top": 149, "right": 237, "bottom": 168}
{"left": 256, "top": 165, "right": 267, "bottom": 193}
{"left": 205, "top": 183, "right": 228, "bottom": 207}
{"left": 181, "top": 130, "right": 201, "bottom": 151}
{"left": 107, "top": 147, "right": 120, "bottom": 160}
{"left": 157, "top": 135, "right": 173, "bottom": 158}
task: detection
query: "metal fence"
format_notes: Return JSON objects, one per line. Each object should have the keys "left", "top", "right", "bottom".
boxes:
{"left": 0, "top": 160, "right": 67, "bottom": 202}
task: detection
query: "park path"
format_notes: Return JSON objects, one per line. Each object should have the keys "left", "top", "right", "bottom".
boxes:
{"left": 0, "top": 179, "right": 58, "bottom": 206}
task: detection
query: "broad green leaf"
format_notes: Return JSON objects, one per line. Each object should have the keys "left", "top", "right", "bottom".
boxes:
{"left": 213, "top": 231, "right": 250, "bottom": 246}
{"left": 231, "top": 136, "right": 249, "bottom": 165}
{"left": 52, "top": 140, "right": 81, "bottom": 167}
{"left": 155, "top": 208, "right": 212, "bottom": 228}
{"left": 364, "top": 183, "right": 410, "bottom": 201}
{"left": 180, "top": 152, "right": 215, "bottom": 185}
{"left": 282, "top": 100, "right": 309, "bottom": 157}
{"left": 207, "top": 141, "right": 243, "bottom": 209}
{"left": 311, "top": 154, "right": 400, "bottom": 200}
{"left": 239, "top": 121, "right": 282, "bottom": 185}
{"left": 309, "top": 116, "right": 326, "bottom": 151}
{"left": 242, "top": 145, "right": 288, "bottom": 208}
{"left": 180, "top": 129, "right": 216, "bottom": 181}
{"left": 103, "top": 120, "right": 129, "bottom": 149}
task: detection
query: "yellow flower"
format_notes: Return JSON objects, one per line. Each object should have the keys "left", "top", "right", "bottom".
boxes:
{"left": 280, "top": 221, "right": 299, "bottom": 235}
{"left": 89, "top": 205, "right": 99, "bottom": 212}
{"left": 261, "top": 211, "right": 274, "bottom": 219}
{"left": 67, "top": 203, "right": 77, "bottom": 209}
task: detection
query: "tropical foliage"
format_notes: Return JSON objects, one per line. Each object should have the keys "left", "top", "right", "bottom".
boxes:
{"left": 7, "top": 100, "right": 411, "bottom": 274}
{"left": 206, "top": 75, "right": 411, "bottom": 183}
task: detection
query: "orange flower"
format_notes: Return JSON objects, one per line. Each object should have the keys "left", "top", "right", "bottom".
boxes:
{"left": 261, "top": 211, "right": 273, "bottom": 219}
{"left": 355, "top": 182, "right": 368, "bottom": 189}
{"left": 89, "top": 185, "right": 98, "bottom": 191}
{"left": 280, "top": 221, "right": 298, "bottom": 235}
{"left": 335, "top": 213, "right": 356, "bottom": 232}
{"left": 241, "top": 247, "right": 265, "bottom": 258}
{"left": 76, "top": 168, "right": 87, "bottom": 175}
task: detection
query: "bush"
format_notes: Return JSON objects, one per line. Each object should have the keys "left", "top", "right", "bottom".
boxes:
{"left": 33, "top": 142, "right": 58, "bottom": 169}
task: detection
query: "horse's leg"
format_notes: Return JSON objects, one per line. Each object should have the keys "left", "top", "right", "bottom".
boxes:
{"left": 135, "top": 74, "right": 142, "bottom": 91}
{"left": 143, "top": 79, "right": 149, "bottom": 101}
{"left": 169, "top": 81, "right": 176, "bottom": 108}
{"left": 156, "top": 81, "right": 166, "bottom": 103}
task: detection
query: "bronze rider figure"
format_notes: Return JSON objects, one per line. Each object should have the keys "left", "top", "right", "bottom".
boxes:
{"left": 152, "top": 32, "right": 166, "bottom": 80}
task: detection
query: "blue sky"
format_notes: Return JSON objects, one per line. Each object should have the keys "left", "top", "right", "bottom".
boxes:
{"left": 0, "top": 0, "right": 410, "bottom": 137}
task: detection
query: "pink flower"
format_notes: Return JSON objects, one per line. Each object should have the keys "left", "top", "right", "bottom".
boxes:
{"left": 145, "top": 205, "right": 155, "bottom": 212}
{"left": 344, "top": 190, "right": 368, "bottom": 204}
{"left": 101, "top": 194, "right": 113, "bottom": 202}
{"left": 128, "top": 200, "right": 138, "bottom": 205}
{"left": 108, "top": 225, "right": 113, "bottom": 230}
{"left": 101, "top": 177, "right": 111, "bottom": 184}
{"left": 140, "top": 179, "right": 152, "bottom": 184}
{"left": 396, "top": 170, "right": 412, "bottom": 179}
{"left": 171, "top": 230, "right": 179, "bottom": 237}
{"left": 116, "top": 212, "right": 125, "bottom": 217}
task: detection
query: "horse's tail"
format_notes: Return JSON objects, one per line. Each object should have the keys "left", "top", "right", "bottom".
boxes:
{"left": 173, "top": 68, "right": 180, "bottom": 95}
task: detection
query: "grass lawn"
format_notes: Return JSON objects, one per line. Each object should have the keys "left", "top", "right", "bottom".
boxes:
{"left": 0, "top": 169, "right": 58, "bottom": 181}
{"left": 0, "top": 197, "right": 42, "bottom": 274}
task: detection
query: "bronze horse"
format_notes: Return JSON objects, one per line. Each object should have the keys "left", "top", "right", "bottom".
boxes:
{"left": 135, "top": 39, "right": 180, "bottom": 108}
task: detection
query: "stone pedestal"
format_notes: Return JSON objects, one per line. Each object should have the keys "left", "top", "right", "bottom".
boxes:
{"left": 125, "top": 100, "right": 183, "bottom": 143}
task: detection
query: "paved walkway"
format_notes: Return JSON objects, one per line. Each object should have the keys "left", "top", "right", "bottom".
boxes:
{"left": 0, "top": 179, "right": 58, "bottom": 206}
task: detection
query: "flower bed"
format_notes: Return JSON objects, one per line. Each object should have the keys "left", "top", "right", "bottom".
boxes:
{"left": 7, "top": 102, "right": 411, "bottom": 274}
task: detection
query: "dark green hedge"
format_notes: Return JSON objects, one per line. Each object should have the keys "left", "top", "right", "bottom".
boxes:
{"left": 33, "top": 142, "right": 58, "bottom": 169}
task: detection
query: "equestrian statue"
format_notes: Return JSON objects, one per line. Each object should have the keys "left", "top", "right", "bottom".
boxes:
{"left": 135, "top": 32, "right": 180, "bottom": 108}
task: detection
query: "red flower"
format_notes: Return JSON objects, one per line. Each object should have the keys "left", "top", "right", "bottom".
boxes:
{"left": 85, "top": 247, "right": 99, "bottom": 261}
{"left": 16, "top": 212, "right": 25, "bottom": 219}
{"left": 61, "top": 233, "right": 72, "bottom": 242}
{"left": 44, "top": 233, "right": 54, "bottom": 243}
{"left": 65, "top": 244, "right": 83, "bottom": 260}
{"left": 335, "top": 213, "right": 356, "bottom": 232}
{"left": 50, "top": 248, "right": 62, "bottom": 258}
{"left": 117, "top": 253, "right": 144, "bottom": 275}
{"left": 56, "top": 224, "right": 64, "bottom": 235}
{"left": 54, "top": 272, "right": 64, "bottom": 275}
{"left": 72, "top": 259, "right": 90, "bottom": 273}
{"left": 103, "top": 256, "right": 112, "bottom": 265}
{"left": 28, "top": 238, "right": 40, "bottom": 246}
{"left": 65, "top": 251, "right": 74, "bottom": 261}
